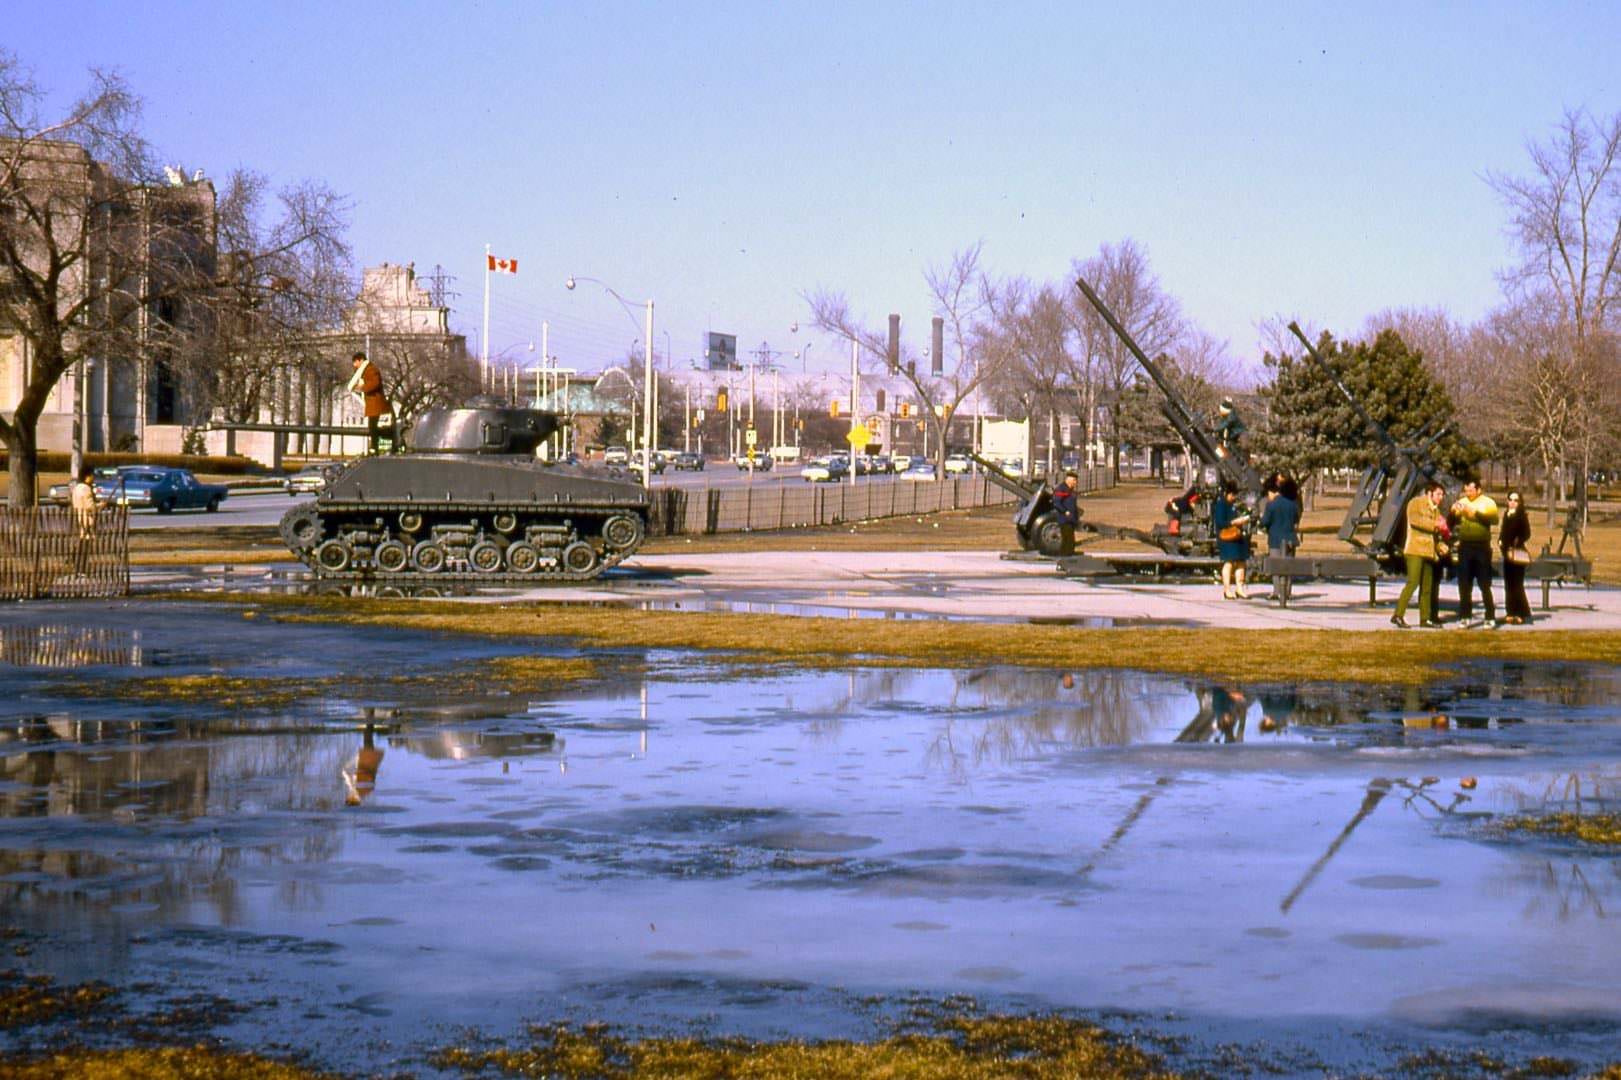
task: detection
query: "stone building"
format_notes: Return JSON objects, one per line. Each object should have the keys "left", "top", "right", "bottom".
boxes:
{"left": 0, "top": 138, "right": 217, "bottom": 454}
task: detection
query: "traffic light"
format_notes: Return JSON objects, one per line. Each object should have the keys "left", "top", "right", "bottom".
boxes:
{"left": 899, "top": 402, "right": 910, "bottom": 418}
{"left": 717, "top": 389, "right": 728, "bottom": 412}
{"left": 830, "top": 400, "right": 840, "bottom": 418}
{"left": 866, "top": 416, "right": 881, "bottom": 433}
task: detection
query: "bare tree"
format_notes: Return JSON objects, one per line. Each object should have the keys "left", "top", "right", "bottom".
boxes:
{"left": 199, "top": 168, "right": 352, "bottom": 426}
{"left": 803, "top": 244, "right": 1011, "bottom": 469}
{"left": 1487, "top": 107, "right": 1621, "bottom": 511}
{"left": 0, "top": 52, "right": 162, "bottom": 503}
{"left": 1067, "top": 239, "right": 1184, "bottom": 479}
{"left": 981, "top": 277, "right": 1072, "bottom": 474}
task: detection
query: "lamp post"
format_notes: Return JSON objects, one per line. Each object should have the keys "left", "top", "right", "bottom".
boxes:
{"left": 566, "top": 276, "right": 654, "bottom": 486}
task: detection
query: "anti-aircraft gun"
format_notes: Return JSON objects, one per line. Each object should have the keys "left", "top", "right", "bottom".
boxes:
{"left": 1284, "top": 322, "right": 1456, "bottom": 566}
{"left": 974, "top": 451, "right": 1160, "bottom": 556}
{"left": 1073, "top": 277, "right": 1267, "bottom": 554}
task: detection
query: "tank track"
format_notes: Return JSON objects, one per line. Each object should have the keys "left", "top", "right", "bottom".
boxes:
{"left": 280, "top": 499, "right": 647, "bottom": 583}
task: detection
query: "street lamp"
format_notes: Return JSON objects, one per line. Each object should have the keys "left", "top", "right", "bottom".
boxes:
{"left": 566, "top": 276, "right": 654, "bottom": 486}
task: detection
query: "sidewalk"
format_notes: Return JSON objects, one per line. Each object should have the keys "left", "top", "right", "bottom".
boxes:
{"left": 521, "top": 550, "right": 1617, "bottom": 631}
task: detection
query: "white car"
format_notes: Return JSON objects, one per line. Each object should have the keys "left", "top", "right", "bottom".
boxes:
{"left": 891, "top": 454, "right": 913, "bottom": 471}
{"left": 943, "top": 454, "right": 971, "bottom": 474}
{"left": 603, "top": 446, "right": 629, "bottom": 465}
{"left": 801, "top": 457, "right": 849, "bottom": 483}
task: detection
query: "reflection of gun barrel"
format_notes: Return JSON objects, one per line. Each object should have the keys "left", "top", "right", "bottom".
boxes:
{"left": 1279, "top": 778, "right": 1392, "bottom": 914}
{"left": 1078, "top": 777, "right": 1172, "bottom": 876}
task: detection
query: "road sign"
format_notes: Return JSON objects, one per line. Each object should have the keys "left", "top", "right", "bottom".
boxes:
{"left": 845, "top": 426, "right": 871, "bottom": 448}
{"left": 745, "top": 429, "right": 757, "bottom": 446}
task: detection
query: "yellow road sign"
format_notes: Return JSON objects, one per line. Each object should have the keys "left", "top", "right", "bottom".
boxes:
{"left": 845, "top": 426, "right": 872, "bottom": 448}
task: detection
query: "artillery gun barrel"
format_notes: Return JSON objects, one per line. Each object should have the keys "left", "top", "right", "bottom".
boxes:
{"left": 1075, "top": 277, "right": 1263, "bottom": 497}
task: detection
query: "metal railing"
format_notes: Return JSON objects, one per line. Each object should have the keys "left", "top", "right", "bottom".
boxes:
{"left": 650, "top": 468, "right": 1112, "bottom": 536}
{"left": 0, "top": 506, "right": 131, "bottom": 600}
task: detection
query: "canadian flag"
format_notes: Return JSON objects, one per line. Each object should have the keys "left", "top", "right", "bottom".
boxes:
{"left": 487, "top": 254, "right": 518, "bottom": 274}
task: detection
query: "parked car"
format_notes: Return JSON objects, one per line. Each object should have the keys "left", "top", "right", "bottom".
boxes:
{"left": 627, "top": 453, "right": 666, "bottom": 476}
{"left": 672, "top": 452, "right": 705, "bottom": 471}
{"left": 286, "top": 461, "right": 346, "bottom": 496}
{"left": 943, "top": 454, "right": 971, "bottom": 475}
{"left": 801, "top": 457, "right": 849, "bottom": 483}
{"left": 97, "top": 467, "right": 228, "bottom": 513}
{"left": 603, "top": 445, "right": 630, "bottom": 465}
{"left": 45, "top": 466, "right": 137, "bottom": 506}
{"left": 901, "top": 461, "right": 938, "bottom": 481}
{"left": 734, "top": 450, "right": 773, "bottom": 471}
{"left": 868, "top": 455, "right": 893, "bottom": 474}
{"left": 891, "top": 454, "right": 913, "bottom": 472}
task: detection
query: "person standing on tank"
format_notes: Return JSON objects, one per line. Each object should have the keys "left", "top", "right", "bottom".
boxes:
{"left": 1051, "top": 470, "right": 1081, "bottom": 557}
{"left": 347, "top": 351, "right": 390, "bottom": 454}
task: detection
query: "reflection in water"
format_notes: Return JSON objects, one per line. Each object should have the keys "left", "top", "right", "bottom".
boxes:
{"left": 2, "top": 609, "right": 1621, "bottom": 1071}
{"left": 0, "top": 623, "right": 143, "bottom": 667}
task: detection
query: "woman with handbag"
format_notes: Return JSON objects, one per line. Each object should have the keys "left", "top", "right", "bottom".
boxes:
{"left": 1498, "top": 490, "right": 1534, "bottom": 624}
{"left": 1212, "top": 480, "right": 1252, "bottom": 599}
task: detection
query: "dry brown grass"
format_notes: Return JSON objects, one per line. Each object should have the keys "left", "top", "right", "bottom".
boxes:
{"left": 184, "top": 592, "right": 1621, "bottom": 686}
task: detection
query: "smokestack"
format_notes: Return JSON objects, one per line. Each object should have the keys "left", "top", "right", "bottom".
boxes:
{"left": 931, "top": 317, "right": 944, "bottom": 375}
{"left": 887, "top": 314, "right": 900, "bottom": 373}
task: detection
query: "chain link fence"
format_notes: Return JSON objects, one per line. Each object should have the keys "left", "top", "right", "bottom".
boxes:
{"left": 649, "top": 467, "right": 1112, "bottom": 536}
{"left": 0, "top": 507, "right": 131, "bottom": 600}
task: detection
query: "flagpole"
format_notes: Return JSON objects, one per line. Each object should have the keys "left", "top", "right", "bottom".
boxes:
{"left": 481, "top": 243, "right": 491, "bottom": 394}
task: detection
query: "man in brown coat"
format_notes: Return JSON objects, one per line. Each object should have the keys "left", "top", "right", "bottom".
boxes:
{"left": 1392, "top": 481, "right": 1445, "bottom": 628}
{"left": 347, "top": 351, "right": 390, "bottom": 454}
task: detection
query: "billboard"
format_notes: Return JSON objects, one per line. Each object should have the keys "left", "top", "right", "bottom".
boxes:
{"left": 705, "top": 332, "right": 739, "bottom": 371}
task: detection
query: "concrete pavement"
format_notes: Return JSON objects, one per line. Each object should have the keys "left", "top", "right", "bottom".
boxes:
{"left": 145, "top": 548, "right": 1617, "bottom": 631}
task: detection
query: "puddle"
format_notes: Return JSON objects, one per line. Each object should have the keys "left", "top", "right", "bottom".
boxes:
{"left": 0, "top": 603, "right": 1619, "bottom": 1076}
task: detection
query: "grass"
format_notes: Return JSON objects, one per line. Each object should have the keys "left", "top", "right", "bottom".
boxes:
{"left": 47, "top": 653, "right": 599, "bottom": 711}
{"left": 429, "top": 1014, "right": 1179, "bottom": 1079}
{"left": 0, "top": 1048, "right": 336, "bottom": 1080}
{"left": 1498, "top": 812, "right": 1621, "bottom": 846}
{"left": 178, "top": 592, "right": 1621, "bottom": 686}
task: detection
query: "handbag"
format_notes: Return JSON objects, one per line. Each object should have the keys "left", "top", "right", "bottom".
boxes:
{"left": 1218, "top": 525, "right": 1241, "bottom": 542}
{"left": 1507, "top": 546, "right": 1532, "bottom": 566}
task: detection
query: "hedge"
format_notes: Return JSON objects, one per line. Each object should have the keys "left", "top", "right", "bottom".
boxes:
{"left": 0, "top": 451, "right": 264, "bottom": 475}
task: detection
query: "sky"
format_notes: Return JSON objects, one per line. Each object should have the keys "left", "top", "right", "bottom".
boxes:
{"left": 10, "top": 1, "right": 1619, "bottom": 383}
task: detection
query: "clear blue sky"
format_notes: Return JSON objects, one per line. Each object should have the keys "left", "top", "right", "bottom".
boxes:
{"left": 11, "top": 1, "right": 1619, "bottom": 380}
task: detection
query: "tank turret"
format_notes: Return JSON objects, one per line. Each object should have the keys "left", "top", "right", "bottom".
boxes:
{"left": 279, "top": 399, "right": 650, "bottom": 582}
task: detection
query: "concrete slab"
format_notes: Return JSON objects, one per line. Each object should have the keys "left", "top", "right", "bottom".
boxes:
{"left": 540, "top": 549, "right": 1618, "bottom": 631}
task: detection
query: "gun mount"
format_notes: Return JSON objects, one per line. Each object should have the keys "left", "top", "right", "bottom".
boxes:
{"left": 973, "top": 452, "right": 1161, "bottom": 556}
{"left": 1285, "top": 322, "right": 1456, "bottom": 563}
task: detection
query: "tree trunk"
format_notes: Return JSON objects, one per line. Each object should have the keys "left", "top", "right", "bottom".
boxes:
{"left": 6, "top": 425, "right": 39, "bottom": 509}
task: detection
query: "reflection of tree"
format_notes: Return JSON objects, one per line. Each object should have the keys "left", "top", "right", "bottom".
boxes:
{"left": 0, "top": 716, "right": 351, "bottom": 934}
{"left": 924, "top": 669, "right": 1175, "bottom": 778}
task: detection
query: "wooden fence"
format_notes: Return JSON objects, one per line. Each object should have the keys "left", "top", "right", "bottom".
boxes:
{"left": 0, "top": 507, "right": 131, "bottom": 600}
{"left": 649, "top": 467, "right": 1112, "bottom": 536}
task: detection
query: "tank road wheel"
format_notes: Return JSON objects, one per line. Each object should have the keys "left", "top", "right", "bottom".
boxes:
{"left": 1032, "top": 512, "right": 1066, "bottom": 558}
{"left": 561, "top": 540, "right": 599, "bottom": 576}
{"left": 602, "top": 513, "right": 645, "bottom": 551}
{"left": 505, "top": 542, "right": 541, "bottom": 574}
{"left": 398, "top": 510, "right": 424, "bottom": 534}
{"left": 469, "top": 540, "right": 505, "bottom": 574}
{"left": 411, "top": 540, "right": 447, "bottom": 573}
{"left": 374, "top": 540, "right": 409, "bottom": 574}
{"left": 314, "top": 539, "right": 353, "bottom": 573}
{"left": 491, "top": 511, "right": 519, "bottom": 535}
{"left": 280, "top": 506, "right": 322, "bottom": 551}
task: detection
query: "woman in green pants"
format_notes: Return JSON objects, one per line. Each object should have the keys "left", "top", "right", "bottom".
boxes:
{"left": 1393, "top": 481, "right": 1445, "bottom": 628}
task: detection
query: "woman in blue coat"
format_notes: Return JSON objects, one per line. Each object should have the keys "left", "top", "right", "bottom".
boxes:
{"left": 1212, "top": 480, "right": 1252, "bottom": 599}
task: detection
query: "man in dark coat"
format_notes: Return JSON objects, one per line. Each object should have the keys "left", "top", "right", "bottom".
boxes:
{"left": 1051, "top": 471, "right": 1081, "bottom": 557}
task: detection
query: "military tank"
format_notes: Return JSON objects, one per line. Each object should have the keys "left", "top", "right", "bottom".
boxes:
{"left": 279, "top": 398, "right": 651, "bottom": 582}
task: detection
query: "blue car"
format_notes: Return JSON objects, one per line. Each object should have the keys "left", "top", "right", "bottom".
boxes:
{"left": 95, "top": 467, "right": 228, "bottom": 514}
